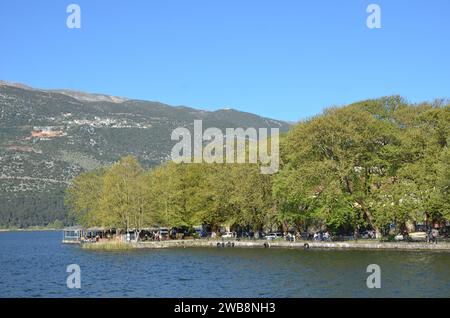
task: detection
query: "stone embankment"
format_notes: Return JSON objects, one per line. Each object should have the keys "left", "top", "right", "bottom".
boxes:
{"left": 134, "top": 239, "right": 450, "bottom": 251}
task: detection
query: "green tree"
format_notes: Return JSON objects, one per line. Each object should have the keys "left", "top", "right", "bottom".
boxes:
{"left": 98, "top": 156, "right": 151, "bottom": 239}
{"left": 65, "top": 168, "right": 105, "bottom": 227}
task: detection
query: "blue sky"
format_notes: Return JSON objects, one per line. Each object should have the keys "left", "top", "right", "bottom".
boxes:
{"left": 0, "top": 0, "right": 449, "bottom": 121}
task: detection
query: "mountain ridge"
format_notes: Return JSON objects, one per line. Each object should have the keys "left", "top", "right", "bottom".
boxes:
{"left": 0, "top": 80, "right": 288, "bottom": 121}
{"left": 0, "top": 80, "right": 291, "bottom": 228}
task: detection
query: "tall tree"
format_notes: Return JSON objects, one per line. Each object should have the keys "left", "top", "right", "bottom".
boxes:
{"left": 65, "top": 168, "right": 105, "bottom": 227}
{"left": 99, "top": 156, "right": 148, "bottom": 238}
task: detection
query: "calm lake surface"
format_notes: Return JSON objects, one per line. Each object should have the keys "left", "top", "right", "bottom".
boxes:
{"left": 0, "top": 231, "right": 449, "bottom": 297}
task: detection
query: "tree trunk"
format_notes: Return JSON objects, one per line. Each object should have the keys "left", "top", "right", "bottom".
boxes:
{"left": 135, "top": 230, "right": 141, "bottom": 242}
{"left": 363, "top": 208, "right": 381, "bottom": 238}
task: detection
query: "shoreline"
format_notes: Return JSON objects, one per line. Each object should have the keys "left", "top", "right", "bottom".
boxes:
{"left": 0, "top": 228, "right": 61, "bottom": 232}
{"left": 99, "top": 239, "right": 450, "bottom": 251}
{"left": 5, "top": 230, "right": 448, "bottom": 251}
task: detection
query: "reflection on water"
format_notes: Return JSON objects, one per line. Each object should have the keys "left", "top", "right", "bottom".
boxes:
{"left": 1, "top": 231, "right": 450, "bottom": 297}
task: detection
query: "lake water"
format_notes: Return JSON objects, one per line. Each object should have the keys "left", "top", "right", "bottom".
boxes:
{"left": 0, "top": 231, "right": 449, "bottom": 297}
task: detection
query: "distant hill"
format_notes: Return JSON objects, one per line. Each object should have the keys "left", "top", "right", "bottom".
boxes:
{"left": 0, "top": 81, "right": 291, "bottom": 228}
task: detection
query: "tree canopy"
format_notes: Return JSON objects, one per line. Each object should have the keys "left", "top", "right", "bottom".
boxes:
{"left": 65, "top": 97, "right": 449, "bottom": 237}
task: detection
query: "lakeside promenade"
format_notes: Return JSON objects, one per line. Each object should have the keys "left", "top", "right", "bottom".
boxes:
{"left": 128, "top": 239, "right": 450, "bottom": 251}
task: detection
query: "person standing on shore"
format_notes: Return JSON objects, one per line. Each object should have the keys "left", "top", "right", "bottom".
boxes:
{"left": 432, "top": 228, "right": 439, "bottom": 244}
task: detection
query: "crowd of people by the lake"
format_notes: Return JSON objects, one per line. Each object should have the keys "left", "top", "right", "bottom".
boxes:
{"left": 313, "top": 231, "right": 332, "bottom": 241}
{"left": 77, "top": 225, "right": 448, "bottom": 245}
